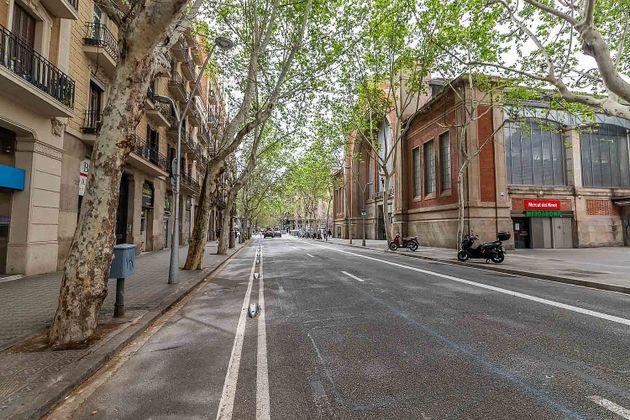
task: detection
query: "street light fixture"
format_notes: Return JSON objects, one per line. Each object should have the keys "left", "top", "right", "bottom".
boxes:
{"left": 168, "top": 35, "right": 235, "bottom": 285}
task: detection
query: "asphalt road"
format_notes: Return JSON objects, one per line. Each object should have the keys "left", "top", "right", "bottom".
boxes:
{"left": 52, "top": 236, "right": 630, "bottom": 419}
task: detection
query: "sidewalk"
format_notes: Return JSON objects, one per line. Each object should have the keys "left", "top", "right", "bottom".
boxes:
{"left": 0, "top": 241, "right": 245, "bottom": 418}
{"left": 322, "top": 237, "right": 630, "bottom": 294}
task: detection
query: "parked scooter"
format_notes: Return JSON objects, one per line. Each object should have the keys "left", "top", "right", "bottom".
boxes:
{"left": 388, "top": 234, "right": 419, "bottom": 251}
{"left": 457, "top": 231, "right": 510, "bottom": 263}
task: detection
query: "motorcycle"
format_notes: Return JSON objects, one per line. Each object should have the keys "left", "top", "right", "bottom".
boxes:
{"left": 457, "top": 231, "right": 510, "bottom": 263}
{"left": 388, "top": 234, "right": 419, "bottom": 251}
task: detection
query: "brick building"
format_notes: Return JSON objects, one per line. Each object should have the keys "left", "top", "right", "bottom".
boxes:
{"left": 333, "top": 75, "right": 630, "bottom": 249}
{"left": 0, "top": 0, "right": 226, "bottom": 275}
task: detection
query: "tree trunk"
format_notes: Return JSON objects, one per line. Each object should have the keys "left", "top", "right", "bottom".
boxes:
{"left": 217, "top": 194, "right": 234, "bottom": 255}
{"left": 184, "top": 162, "right": 221, "bottom": 269}
{"left": 49, "top": 0, "right": 190, "bottom": 348}
{"left": 229, "top": 205, "right": 235, "bottom": 249}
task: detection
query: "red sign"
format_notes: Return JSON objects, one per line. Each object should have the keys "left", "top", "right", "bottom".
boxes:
{"left": 524, "top": 199, "right": 561, "bottom": 210}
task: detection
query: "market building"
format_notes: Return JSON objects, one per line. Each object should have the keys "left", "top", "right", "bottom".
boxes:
{"left": 0, "top": 0, "right": 226, "bottom": 276}
{"left": 333, "top": 75, "right": 630, "bottom": 249}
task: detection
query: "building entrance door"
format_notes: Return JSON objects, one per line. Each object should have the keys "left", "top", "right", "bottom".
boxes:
{"left": 512, "top": 217, "right": 530, "bottom": 249}
{"left": 115, "top": 174, "right": 129, "bottom": 244}
{"left": 0, "top": 222, "right": 8, "bottom": 274}
{"left": 140, "top": 209, "right": 147, "bottom": 252}
{"left": 377, "top": 205, "right": 386, "bottom": 240}
{"left": 624, "top": 215, "right": 630, "bottom": 246}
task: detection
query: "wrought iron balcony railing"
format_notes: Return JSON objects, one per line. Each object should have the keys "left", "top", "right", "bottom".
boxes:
{"left": 82, "top": 110, "right": 101, "bottom": 133}
{"left": 133, "top": 135, "right": 169, "bottom": 171}
{"left": 0, "top": 24, "right": 75, "bottom": 107}
{"left": 84, "top": 23, "right": 118, "bottom": 61}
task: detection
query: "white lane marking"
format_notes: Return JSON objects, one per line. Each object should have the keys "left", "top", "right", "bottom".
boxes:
{"left": 256, "top": 249, "right": 270, "bottom": 420}
{"left": 216, "top": 251, "right": 257, "bottom": 420}
{"left": 588, "top": 396, "right": 630, "bottom": 419}
{"left": 341, "top": 271, "right": 365, "bottom": 282}
{"left": 306, "top": 253, "right": 315, "bottom": 258}
{"left": 309, "top": 242, "right": 630, "bottom": 327}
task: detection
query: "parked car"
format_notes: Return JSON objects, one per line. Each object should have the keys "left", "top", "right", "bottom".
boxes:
{"left": 274, "top": 230, "right": 282, "bottom": 237}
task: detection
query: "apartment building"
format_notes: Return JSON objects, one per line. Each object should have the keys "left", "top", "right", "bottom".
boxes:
{"left": 0, "top": 0, "right": 226, "bottom": 275}
{"left": 334, "top": 75, "right": 630, "bottom": 249}
{"left": 0, "top": 0, "right": 76, "bottom": 275}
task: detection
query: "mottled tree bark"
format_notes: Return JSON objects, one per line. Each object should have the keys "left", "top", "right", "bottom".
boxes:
{"left": 183, "top": 162, "right": 223, "bottom": 269}
{"left": 49, "top": 0, "right": 191, "bottom": 348}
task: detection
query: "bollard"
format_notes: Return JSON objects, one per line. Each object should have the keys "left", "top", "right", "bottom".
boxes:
{"left": 114, "top": 277, "right": 125, "bottom": 318}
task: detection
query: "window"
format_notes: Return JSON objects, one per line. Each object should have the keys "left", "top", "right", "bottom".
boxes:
{"left": 580, "top": 124, "right": 630, "bottom": 188}
{"left": 377, "top": 119, "right": 393, "bottom": 191}
{"left": 12, "top": 4, "right": 36, "bottom": 47}
{"left": 412, "top": 147, "right": 420, "bottom": 197}
{"left": 439, "top": 131, "right": 451, "bottom": 191}
{"left": 504, "top": 120, "right": 567, "bottom": 186}
{"left": 424, "top": 140, "right": 435, "bottom": 195}
{"left": 367, "top": 157, "right": 374, "bottom": 194}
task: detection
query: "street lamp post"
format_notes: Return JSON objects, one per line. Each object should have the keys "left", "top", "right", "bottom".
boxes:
{"left": 359, "top": 181, "right": 373, "bottom": 247}
{"left": 166, "top": 35, "right": 234, "bottom": 285}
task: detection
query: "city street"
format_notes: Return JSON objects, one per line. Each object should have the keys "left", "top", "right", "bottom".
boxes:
{"left": 50, "top": 236, "right": 630, "bottom": 419}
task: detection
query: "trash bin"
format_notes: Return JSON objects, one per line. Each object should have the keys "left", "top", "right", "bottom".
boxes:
{"left": 109, "top": 244, "right": 136, "bottom": 317}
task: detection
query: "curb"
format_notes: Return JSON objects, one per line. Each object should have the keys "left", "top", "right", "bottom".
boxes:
{"left": 321, "top": 240, "right": 630, "bottom": 295}
{"left": 10, "top": 243, "right": 249, "bottom": 420}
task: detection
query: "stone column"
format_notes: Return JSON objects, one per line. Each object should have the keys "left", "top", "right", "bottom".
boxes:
{"left": 7, "top": 139, "right": 63, "bottom": 275}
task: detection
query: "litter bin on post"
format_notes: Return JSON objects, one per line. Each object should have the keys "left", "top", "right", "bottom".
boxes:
{"left": 109, "top": 244, "right": 136, "bottom": 318}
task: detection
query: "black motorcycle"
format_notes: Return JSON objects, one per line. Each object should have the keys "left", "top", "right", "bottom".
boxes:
{"left": 457, "top": 231, "right": 510, "bottom": 263}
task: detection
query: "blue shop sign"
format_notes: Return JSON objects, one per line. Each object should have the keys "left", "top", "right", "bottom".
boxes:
{"left": 0, "top": 164, "right": 25, "bottom": 191}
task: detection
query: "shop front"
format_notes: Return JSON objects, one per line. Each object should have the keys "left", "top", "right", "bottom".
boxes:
{"left": 511, "top": 198, "right": 574, "bottom": 249}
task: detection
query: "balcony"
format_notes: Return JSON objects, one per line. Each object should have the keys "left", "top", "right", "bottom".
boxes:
{"left": 168, "top": 71, "right": 187, "bottom": 103}
{"left": 128, "top": 135, "right": 169, "bottom": 178}
{"left": 0, "top": 25, "right": 75, "bottom": 116}
{"left": 41, "top": 0, "right": 78, "bottom": 19}
{"left": 181, "top": 50, "right": 196, "bottom": 81}
{"left": 81, "top": 110, "right": 101, "bottom": 134}
{"left": 83, "top": 23, "right": 118, "bottom": 77}
{"left": 180, "top": 173, "right": 200, "bottom": 195}
{"left": 146, "top": 100, "right": 173, "bottom": 127}
{"left": 198, "top": 127, "right": 211, "bottom": 145}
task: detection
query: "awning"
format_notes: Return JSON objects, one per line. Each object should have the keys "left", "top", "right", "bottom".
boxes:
{"left": 0, "top": 164, "right": 25, "bottom": 191}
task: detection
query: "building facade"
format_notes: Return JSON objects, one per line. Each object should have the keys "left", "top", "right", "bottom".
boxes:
{"left": 333, "top": 76, "right": 630, "bottom": 249}
{"left": 0, "top": 0, "right": 226, "bottom": 275}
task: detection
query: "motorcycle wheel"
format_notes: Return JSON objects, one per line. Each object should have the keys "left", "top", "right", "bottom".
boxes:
{"left": 491, "top": 252, "right": 505, "bottom": 264}
{"left": 457, "top": 250, "right": 469, "bottom": 261}
{"left": 389, "top": 242, "right": 399, "bottom": 251}
{"left": 408, "top": 241, "right": 418, "bottom": 251}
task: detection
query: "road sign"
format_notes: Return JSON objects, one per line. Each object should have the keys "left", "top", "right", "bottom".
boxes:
{"left": 78, "top": 159, "right": 90, "bottom": 196}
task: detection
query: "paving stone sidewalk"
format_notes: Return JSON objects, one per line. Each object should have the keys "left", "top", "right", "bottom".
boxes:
{"left": 0, "top": 241, "right": 244, "bottom": 418}
{"left": 320, "top": 237, "right": 630, "bottom": 293}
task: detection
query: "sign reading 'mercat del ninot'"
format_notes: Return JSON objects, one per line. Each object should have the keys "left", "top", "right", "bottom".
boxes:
{"left": 524, "top": 199, "right": 561, "bottom": 210}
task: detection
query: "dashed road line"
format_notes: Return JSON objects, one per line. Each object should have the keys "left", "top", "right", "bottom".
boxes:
{"left": 256, "top": 249, "right": 270, "bottom": 420}
{"left": 341, "top": 271, "right": 364, "bottom": 282}
{"left": 588, "top": 396, "right": 630, "bottom": 419}
{"left": 216, "top": 250, "right": 257, "bottom": 420}
{"left": 306, "top": 253, "right": 315, "bottom": 258}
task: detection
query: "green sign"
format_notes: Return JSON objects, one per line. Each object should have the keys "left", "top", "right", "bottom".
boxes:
{"left": 525, "top": 211, "right": 562, "bottom": 218}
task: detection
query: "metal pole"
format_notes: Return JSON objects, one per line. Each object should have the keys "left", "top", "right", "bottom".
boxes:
{"left": 114, "top": 277, "right": 125, "bottom": 318}
{"left": 168, "top": 45, "right": 216, "bottom": 284}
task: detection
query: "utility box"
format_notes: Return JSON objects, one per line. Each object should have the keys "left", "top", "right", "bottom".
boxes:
{"left": 109, "top": 244, "right": 136, "bottom": 279}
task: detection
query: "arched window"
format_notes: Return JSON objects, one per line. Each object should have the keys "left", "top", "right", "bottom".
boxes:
{"left": 580, "top": 124, "right": 630, "bottom": 188}
{"left": 376, "top": 118, "right": 392, "bottom": 191}
{"left": 504, "top": 119, "right": 567, "bottom": 186}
